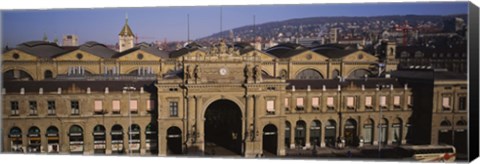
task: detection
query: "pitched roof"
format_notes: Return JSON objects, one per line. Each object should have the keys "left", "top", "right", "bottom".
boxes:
{"left": 13, "top": 41, "right": 68, "bottom": 58}
{"left": 78, "top": 41, "right": 118, "bottom": 58}
{"left": 119, "top": 20, "right": 135, "bottom": 37}
{"left": 112, "top": 44, "right": 169, "bottom": 58}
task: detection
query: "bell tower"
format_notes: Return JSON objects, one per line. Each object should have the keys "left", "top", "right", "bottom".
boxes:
{"left": 118, "top": 14, "right": 135, "bottom": 52}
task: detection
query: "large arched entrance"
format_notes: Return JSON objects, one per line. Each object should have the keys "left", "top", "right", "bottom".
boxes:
{"left": 262, "top": 124, "right": 278, "bottom": 155}
{"left": 204, "top": 99, "right": 242, "bottom": 155}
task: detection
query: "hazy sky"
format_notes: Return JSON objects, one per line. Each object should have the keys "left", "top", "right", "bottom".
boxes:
{"left": 1, "top": 2, "right": 468, "bottom": 46}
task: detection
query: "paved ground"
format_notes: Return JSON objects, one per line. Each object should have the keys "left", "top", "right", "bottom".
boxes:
{"left": 183, "top": 144, "right": 468, "bottom": 162}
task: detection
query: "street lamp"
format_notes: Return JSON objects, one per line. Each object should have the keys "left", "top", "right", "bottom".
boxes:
{"left": 376, "top": 84, "right": 390, "bottom": 158}
{"left": 123, "top": 85, "right": 136, "bottom": 155}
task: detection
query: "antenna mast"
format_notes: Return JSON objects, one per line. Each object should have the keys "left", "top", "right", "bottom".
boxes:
{"left": 220, "top": 6, "right": 223, "bottom": 40}
{"left": 187, "top": 14, "right": 190, "bottom": 43}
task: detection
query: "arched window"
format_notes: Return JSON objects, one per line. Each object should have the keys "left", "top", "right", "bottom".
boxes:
{"left": 3, "top": 69, "right": 33, "bottom": 81}
{"left": 441, "top": 120, "right": 452, "bottom": 126}
{"left": 344, "top": 119, "right": 358, "bottom": 147}
{"left": 296, "top": 69, "right": 324, "bottom": 79}
{"left": 347, "top": 69, "right": 371, "bottom": 79}
{"left": 379, "top": 118, "right": 388, "bottom": 144}
{"left": 310, "top": 120, "right": 321, "bottom": 147}
{"left": 332, "top": 69, "right": 340, "bottom": 79}
{"left": 285, "top": 121, "right": 291, "bottom": 149}
{"left": 391, "top": 118, "right": 403, "bottom": 144}
{"left": 111, "top": 124, "right": 124, "bottom": 154}
{"left": 295, "top": 120, "right": 306, "bottom": 147}
{"left": 46, "top": 126, "right": 59, "bottom": 153}
{"left": 68, "top": 125, "right": 84, "bottom": 153}
{"left": 325, "top": 119, "right": 337, "bottom": 148}
{"left": 27, "top": 126, "right": 41, "bottom": 153}
{"left": 362, "top": 119, "right": 374, "bottom": 145}
{"left": 9, "top": 127, "right": 23, "bottom": 152}
{"left": 456, "top": 120, "right": 467, "bottom": 126}
{"left": 145, "top": 123, "right": 158, "bottom": 154}
{"left": 44, "top": 70, "right": 53, "bottom": 79}
{"left": 129, "top": 124, "right": 141, "bottom": 154}
{"left": 93, "top": 125, "right": 106, "bottom": 154}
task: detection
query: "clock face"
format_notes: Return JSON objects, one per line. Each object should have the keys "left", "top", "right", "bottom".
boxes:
{"left": 219, "top": 68, "right": 228, "bottom": 75}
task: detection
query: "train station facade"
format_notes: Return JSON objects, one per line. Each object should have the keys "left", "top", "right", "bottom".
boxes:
{"left": 1, "top": 20, "right": 467, "bottom": 157}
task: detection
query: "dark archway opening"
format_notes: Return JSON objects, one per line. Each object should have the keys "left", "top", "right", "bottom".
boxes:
{"left": 262, "top": 124, "right": 278, "bottom": 155}
{"left": 344, "top": 119, "right": 358, "bottom": 147}
{"left": 204, "top": 100, "right": 242, "bottom": 155}
{"left": 167, "top": 126, "right": 183, "bottom": 155}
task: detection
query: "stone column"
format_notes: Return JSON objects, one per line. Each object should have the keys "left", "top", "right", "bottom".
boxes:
{"left": 41, "top": 129, "right": 48, "bottom": 153}
{"left": 305, "top": 123, "right": 311, "bottom": 149}
{"left": 140, "top": 124, "right": 147, "bottom": 155}
{"left": 60, "top": 123, "right": 69, "bottom": 154}
{"left": 105, "top": 125, "right": 112, "bottom": 155}
{"left": 290, "top": 125, "right": 295, "bottom": 149}
{"left": 320, "top": 123, "right": 326, "bottom": 147}
{"left": 194, "top": 96, "right": 204, "bottom": 152}
{"left": 83, "top": 124, "right": 93, "bottom": 155}
{"left": 123, "top": 127, "right": 129, "bottom": 155}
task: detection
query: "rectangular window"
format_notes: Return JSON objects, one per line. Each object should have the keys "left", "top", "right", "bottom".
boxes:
{"left": 29, "top": 101, "right": 37, "bottom": 115}
{"left": 311, "top": 97, "right": 319, "bottom": 110}
{"left": 47, "top": 101, "right": 56, "bottom": 115}
{"left": 459, "top": 97, "right": 467, "bottom": 111}
{"left": 94, "top": 100, "right": 103, "bottom": 114}
{"left": 266, "top": 100, "right": 275, "bottom": 114}
{"left": 71, "top": 100, "right": 80, "bottom": 115}
{"left": 130, "top": 100, "right": 138, "bottom": 113}
{"left": 442, "top": 97, "right": 451, "bottom": 111}
{"left": 393, "top": 96, "right": 401, "bottom": 108}
{"left": 146, "top": 100, "right": 154, "bottom": 112}
{"left": 379, "top": 96, "right": 387, "bottom": 108}
{"left": 112, "top": 100, "right": 120, "bottom": 114}
{"left": 365, "top": 96, "right": 373, "bottom": 110}
{"left": 169, "top": 101, "right": 178, "bottom": 117}
{"left": 346, "top": 97, "right": 355, "bottom": 109}
{"left": 327, "top": 97, "right": 335, "bottom": 110}
{"left": 296, "top": 97, "right": 304, "bottom": 111}
{"left": 407, "top": 96, "right": 412, "bottom": 107}
{"left": 10, "top": 101, "right": 19, "bottom": 116}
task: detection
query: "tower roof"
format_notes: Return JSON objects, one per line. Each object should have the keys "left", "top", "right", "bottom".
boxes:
{"left": 119, "top": 17, "right": 134, "bottom": 37}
